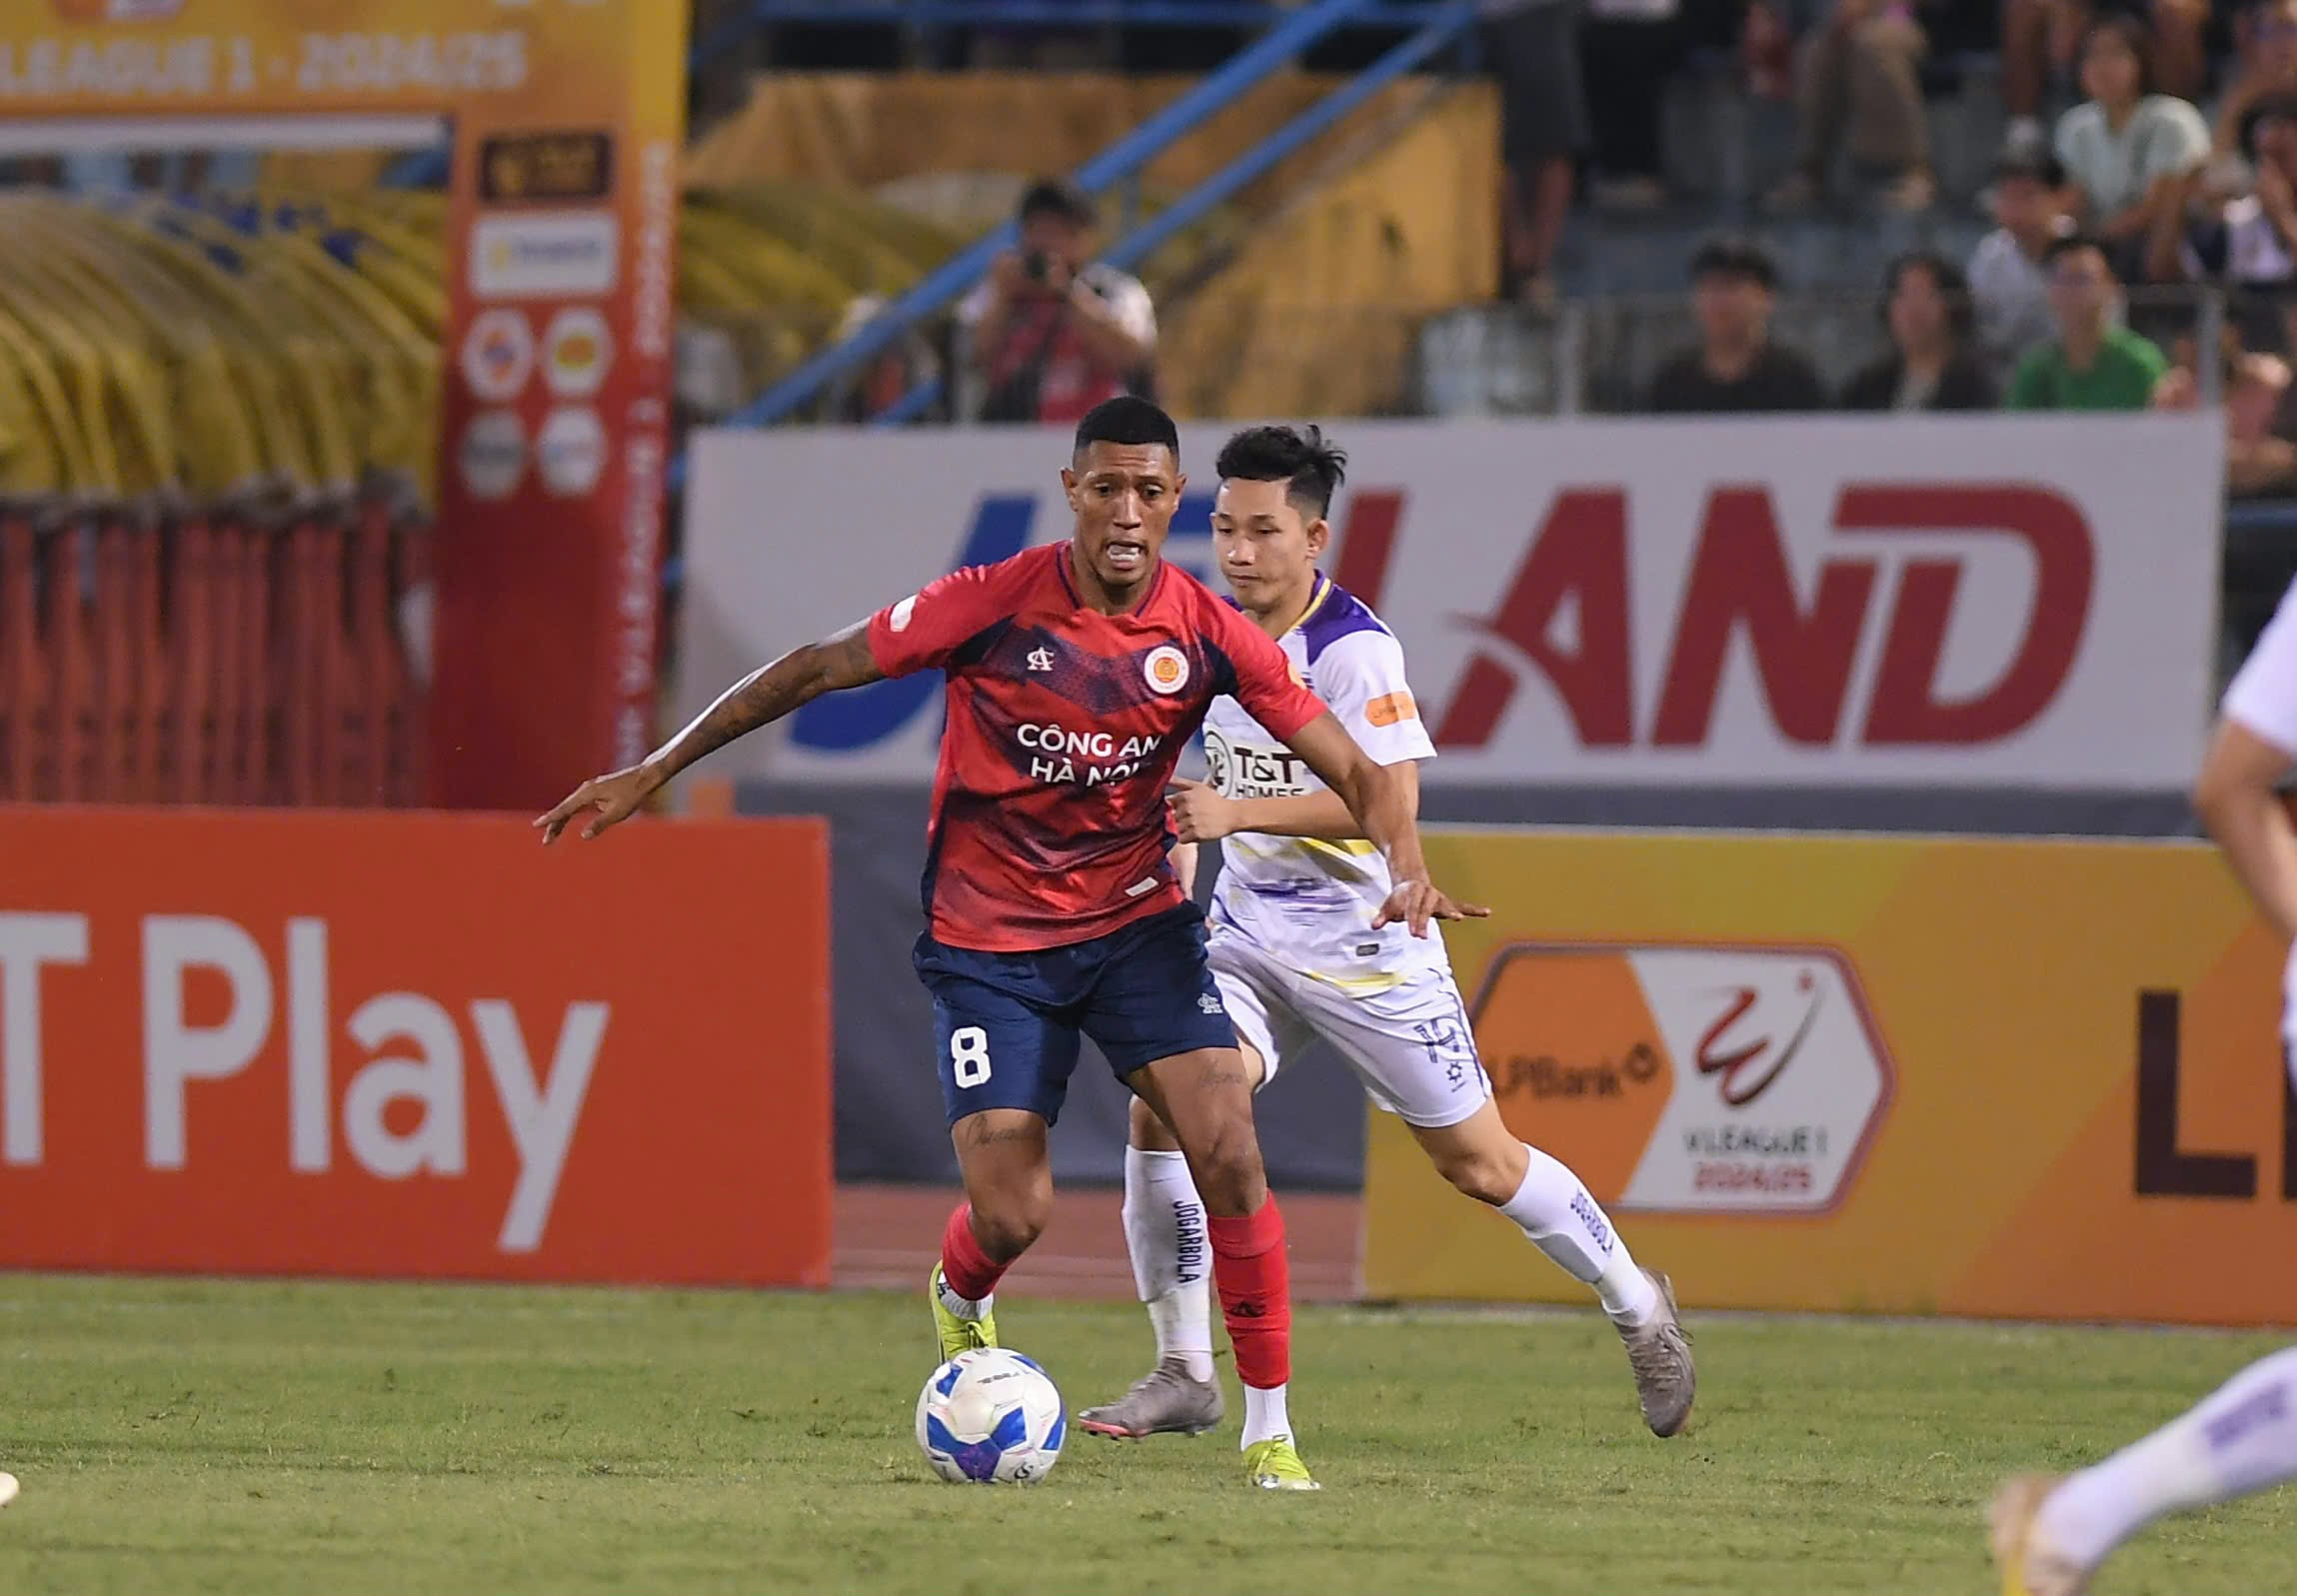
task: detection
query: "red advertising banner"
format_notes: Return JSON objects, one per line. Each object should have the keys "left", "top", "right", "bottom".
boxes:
{"left": 0, "top": 806, "right": 830, "bottom": 1286}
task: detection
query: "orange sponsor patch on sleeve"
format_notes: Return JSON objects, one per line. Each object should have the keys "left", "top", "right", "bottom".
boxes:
{"left": 1366, "top": 692, "right": 1418, "bottom": 727}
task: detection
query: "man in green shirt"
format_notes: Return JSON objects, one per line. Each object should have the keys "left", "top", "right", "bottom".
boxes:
{"left": 2006, "top": 233, "right": 2168, "bottom": 410}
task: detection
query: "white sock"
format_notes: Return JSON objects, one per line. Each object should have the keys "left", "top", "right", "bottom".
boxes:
{"left": 1122, "top": 1146, "right": 1214, "bottom": 1381}
{"left": 1497, "top": 1144, "right": 1659, "bottom": 1327}
{"left": 1241, "top": 1382, "right": 1291, "bottom": 1449}
{"left": 2036, "top": 1346, "right": 2297, "bottom": 1570}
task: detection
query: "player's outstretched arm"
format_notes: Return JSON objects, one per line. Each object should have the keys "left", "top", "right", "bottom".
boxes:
{"left": 536, "top": 623, "right": 882, "bottom": 843}
{"left": 1164, "top": 764, "right": 1420, "bottom": 845}
{"left": 1278, "top": 712, "right": 1487, "bottom": 937}
{"left": 2194, "top": 718, "right": 2297, "bottom": 939}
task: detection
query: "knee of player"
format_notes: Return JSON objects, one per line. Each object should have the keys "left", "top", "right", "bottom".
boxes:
{"left": 1181, "top": 1116, "right": 1265, "bottom": 1210}
{"left": 1433, "top": 1142, "right": 1523, "bottom": 1206}
{"left": 970, "top": 1192, "right": 1052, "bottom": 1258}
{"left": 1128, "top": 1094, "right": 1180, "bottom": 1151}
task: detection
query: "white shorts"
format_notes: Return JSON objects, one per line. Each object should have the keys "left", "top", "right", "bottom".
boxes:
{"left": 1209, "top": 927, "right": 1491, "bottom": 1129}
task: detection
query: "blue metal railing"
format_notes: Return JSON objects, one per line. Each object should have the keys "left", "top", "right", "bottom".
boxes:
{"left": 871, "top": 0, "right": 1474, "bottom": 425}
{"left": 708, "top": 0, "right": 1391, "bottom": 440}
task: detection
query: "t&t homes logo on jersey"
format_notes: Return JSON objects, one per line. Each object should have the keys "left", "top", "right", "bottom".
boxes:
{"left": 1470, "top": 942, "right": 1895, "bottom": 1214}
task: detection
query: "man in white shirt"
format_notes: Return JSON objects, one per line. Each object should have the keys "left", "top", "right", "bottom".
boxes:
{"left": 1970, "top": 149, "right": 2075, "bottom": 370}
{"left": 1993, "top": 575, "right": 2297, "bottom": 1594}
{"left": 1074, "top": 424, "right": 1695, "bottom": 1454}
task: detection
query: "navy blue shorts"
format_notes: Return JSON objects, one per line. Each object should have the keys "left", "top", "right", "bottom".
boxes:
{"left": 914, "top": 905, "right": 1237, "bottom": 1126}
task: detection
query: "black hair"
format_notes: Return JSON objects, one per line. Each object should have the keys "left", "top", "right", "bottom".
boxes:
{"left": 1214, "top": 424, "right": 1349, "bottom": 520}
{"left": 1073, "top": 395, "right": 1178, "bottom": 460}
{"left": 2081, "top": 14, "right": 2154, "bottom": 99}
{"left": 1018, "top": 178, "right": 1098, "bottom": 229}
{"left": 1881, "top": 249, "right": 1976, "bottom": 342}
{"left": 1689, "top": 235, "right": 1780, "bottom": 291}
{"left": 2043, "top": 231, "right": 2115, "bottom": 276}
{"left": 1992, "top": 149, "right": 2067, "bottom": 188}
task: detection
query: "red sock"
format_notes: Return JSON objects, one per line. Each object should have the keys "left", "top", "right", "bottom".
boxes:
{"left": 939, "top": 1203, "right": 1008, "bottom": 1305}
{"left": 1207, "top": 1195, "right": 1291, "bottom": 1389}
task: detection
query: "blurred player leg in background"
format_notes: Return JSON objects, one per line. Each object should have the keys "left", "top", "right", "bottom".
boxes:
{"left": 1993, "top": 1347, "right": 2297, "bottom": 1596}
{"left": 1995, "top": 596, "right": 2297, "bottom": 1595}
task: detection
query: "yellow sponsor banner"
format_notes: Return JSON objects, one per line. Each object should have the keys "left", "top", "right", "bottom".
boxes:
{"left": 0, "top": 1, "right": 633, "bottom": 118}
{"left": 1365, "top": 829, "right": 2297, "bottom": 1325}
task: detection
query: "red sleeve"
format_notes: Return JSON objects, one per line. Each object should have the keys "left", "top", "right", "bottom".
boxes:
{"left": 867, "top": 560, "right": 1018, "bottom": 679}
{"left": 1215, "top": 601, "right": 1326, "bottom": 742}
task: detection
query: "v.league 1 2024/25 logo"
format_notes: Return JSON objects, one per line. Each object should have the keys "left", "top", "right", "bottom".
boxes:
{"left": 1469, "top": 942, "right": 1896, "bottom": 1214}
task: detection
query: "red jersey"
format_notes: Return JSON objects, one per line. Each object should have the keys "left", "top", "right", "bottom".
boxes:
{"left": 867, "top": 543, "right": 1327, "bottom": 952}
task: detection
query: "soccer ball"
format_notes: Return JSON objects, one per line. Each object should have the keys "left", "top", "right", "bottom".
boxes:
{"left": 915, "top": 1348, "right": 1066, "bottom": 1484}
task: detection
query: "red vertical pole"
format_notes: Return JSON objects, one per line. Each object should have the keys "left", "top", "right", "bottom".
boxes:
{"left": 168, "top": 514, "right": 212, "bottom": 803}
{"left": 94, "top": 520, "right": 132, "bottom": 802}
{"left": 47, "top": 520, "right": 91, "bottom": 802}
{"left": 0, "top": 512, "right": 34, "bottom": 801}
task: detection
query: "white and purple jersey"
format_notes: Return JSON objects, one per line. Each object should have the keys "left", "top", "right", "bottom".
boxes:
{"left": 1203, "top": 574, "right": 1442, "bottom": 992}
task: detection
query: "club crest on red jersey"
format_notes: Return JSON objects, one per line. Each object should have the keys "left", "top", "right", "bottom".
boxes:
{"left": 1144, "top": 645, "right": 1189, "bottom": 696}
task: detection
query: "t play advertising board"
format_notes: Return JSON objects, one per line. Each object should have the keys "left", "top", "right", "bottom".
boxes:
{"left": 682, "top": 415, "right": 2221, "bottom": 790}
{"left": 0, "top": 806, "right": 831, "bottom": 1287}
{"left": 1365, "top": 827, "right": 2297, "bottom": 1326}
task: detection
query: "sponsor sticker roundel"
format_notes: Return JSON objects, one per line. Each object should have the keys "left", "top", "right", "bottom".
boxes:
{"left": 1145, "top": 645, "right": 1189, "bottom": 696}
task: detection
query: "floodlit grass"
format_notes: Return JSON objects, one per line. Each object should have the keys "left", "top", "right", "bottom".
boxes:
{"left": 0, "top": 1276, "right": 2290, "bottom": 1594}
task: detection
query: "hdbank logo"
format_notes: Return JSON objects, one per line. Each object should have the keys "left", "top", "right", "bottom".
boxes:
{"left": 789, "top": 489, "right": 1222, "bottom": 753}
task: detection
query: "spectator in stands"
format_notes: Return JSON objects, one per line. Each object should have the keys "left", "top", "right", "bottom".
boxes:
{"left": 2154, "top": 345, "right": 2297, "bottom": 493}
{"left": 2002, "top": 0, "right": 2208, "bottom": 154}
{"left": 2053, "top": 16, "right": 2211, "bottom": 280}
{"left": 1644, "top": 237, "right": 1828, "bottom": 411}
{"left": 1580, "top": 0, "right": 1684, "bottom": 210}
{"left": 2005, "top": 233, "right": 2171, "bottom": 407}
{"left": 1481, "top": 0, "right": 1585, "bottom": 306}
{"left": 2215, "top": 0, "right": 2297, "bottom": 152}
{"left": 960, "top": 179, "right": 1156, "bottom": 426}
{"left": 1840, "top": 252, "right": 1998, "bottom": 409}
{"left": 1761, "top": 0, "right": 1936, "bottom": 214}
{"left": 2162, "top": 96, "right": 2297, "bottom": 293}
{"left": 1969, "top": 149, "right": 2076, "bottom": 369}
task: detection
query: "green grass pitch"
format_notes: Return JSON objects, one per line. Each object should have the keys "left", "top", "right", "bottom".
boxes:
{"left": 1, "top": 1274, "right": 2292, "bottom": 1594}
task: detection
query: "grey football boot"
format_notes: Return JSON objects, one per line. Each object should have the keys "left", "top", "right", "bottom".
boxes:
{"left": 1077, "top": 1356, "right": 1225, "bottom": 1438}
{"left": 1619, "top": 1267, "right": 1696, "bottom": 1437}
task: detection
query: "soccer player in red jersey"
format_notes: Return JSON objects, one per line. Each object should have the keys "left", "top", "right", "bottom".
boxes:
{"left": 539, "top": 397, "right": 1482, "bottom": 1490}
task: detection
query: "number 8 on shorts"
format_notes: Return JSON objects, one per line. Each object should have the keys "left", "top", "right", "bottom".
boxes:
{"left": 951, "top": 1026, "right": 994, "bottom": 1087}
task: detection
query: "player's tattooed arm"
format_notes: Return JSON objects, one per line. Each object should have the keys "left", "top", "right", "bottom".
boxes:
{"left": 1278, "top": 712, "right": 1488, "bottom": 936}
{"left": 536, "top": 622, "right": 882, "bottom": 843}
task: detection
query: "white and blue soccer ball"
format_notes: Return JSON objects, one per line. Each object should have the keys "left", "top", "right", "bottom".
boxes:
{"left": 916, "top": 1348, "right": 1067, "bottom": 1484}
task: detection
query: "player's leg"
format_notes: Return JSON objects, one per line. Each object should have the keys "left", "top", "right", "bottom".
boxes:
{"left": 1128, "top": 1048, "right": 1314, "bottom": 1488}
{"left": 1083, "top": 948, "right": 1303, "bottom": 1439}
{"left": 916, "top": 941, "right": 1084, "bottom": 1361}
{"left": 1992, "top": 1345, "right": 2297, "bottom": 1596}
{"left": 1081, "top": 908, "right": 1315, "bottom": 1489}
{"left": 1307, "top": 964, "right": 1695, "bottom": 1437}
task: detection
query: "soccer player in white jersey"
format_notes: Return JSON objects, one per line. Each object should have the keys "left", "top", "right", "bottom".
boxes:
{"left": 1077, "top": 425, "right": 1695, "bottom": 1449}
{"left": 1993, "top": 572, "right": 2297, "bottom": 1595}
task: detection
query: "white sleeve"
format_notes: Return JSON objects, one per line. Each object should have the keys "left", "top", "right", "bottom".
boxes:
{"left": 955, "top": 279, "right": 996, "bottom": 328}
{"left": 1108, "top": 273, "right": 1156, "bottom": 346}
{"left": 2224, "top": 576, "right": 2297, "bottom": 756}
{"left": 1313, "top": 630, "right": 1436, "bottom": 767}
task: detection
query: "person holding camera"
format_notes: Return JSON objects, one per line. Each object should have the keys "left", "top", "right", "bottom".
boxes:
{"left": 959, "top": 180, "right": 1158, "bottom": 425}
